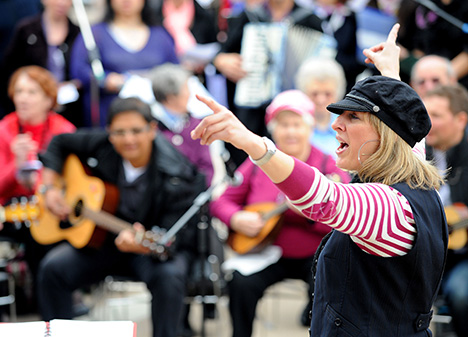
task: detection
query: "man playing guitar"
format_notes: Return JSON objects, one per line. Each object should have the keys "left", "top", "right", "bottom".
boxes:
{"left": 36, "top": 97, "right": 206, "bottom": 337}
{"left": 423, "top": 84, "right": 468, "bottom": 337}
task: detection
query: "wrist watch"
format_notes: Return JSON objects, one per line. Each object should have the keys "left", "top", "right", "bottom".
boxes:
{"left": 249, "top": 137, "right": 277, "bottom": 166}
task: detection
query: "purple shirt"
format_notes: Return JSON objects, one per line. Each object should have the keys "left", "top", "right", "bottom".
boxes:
{"left": 70, "top": 22, "right": 179, "bottom": 127}
{"left": 159, "top": 115, "right": 214, "bottom": 185}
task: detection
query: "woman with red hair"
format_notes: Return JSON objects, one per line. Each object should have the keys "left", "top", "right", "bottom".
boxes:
{"left": 0, "top": 65, "right": 75, "bottom": 206}
{"left": 0, "top": 65, "right": 75, "bottom": 315}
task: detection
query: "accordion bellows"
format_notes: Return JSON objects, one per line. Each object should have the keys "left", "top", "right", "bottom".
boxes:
{"left": 235, "top": 22, "right": 337, "bottom": 108}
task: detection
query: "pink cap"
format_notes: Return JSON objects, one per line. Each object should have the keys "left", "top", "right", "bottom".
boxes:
{"left": 265, "top": 90, "right": 315, "bottom": 125}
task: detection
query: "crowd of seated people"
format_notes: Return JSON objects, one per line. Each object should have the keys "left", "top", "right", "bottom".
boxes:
{"left": 1, "top": 1, "right": 468, "bottom": 337}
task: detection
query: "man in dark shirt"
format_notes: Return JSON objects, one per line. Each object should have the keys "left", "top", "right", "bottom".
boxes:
{"left": 424, "top": 84, "right": 468, "bottom": 337}
{"left": 36, "top": 97, "right": 206, "bottom": 337}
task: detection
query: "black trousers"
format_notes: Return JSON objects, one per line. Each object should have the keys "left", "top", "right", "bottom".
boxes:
{"left": 228, "top": 256, "right": 314, "bottom": 337}
{"left": 37, "top": 239, "right": 192, "bottom": 337}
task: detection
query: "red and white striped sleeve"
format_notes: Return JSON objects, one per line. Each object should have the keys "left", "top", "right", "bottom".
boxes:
{"left": 276, "top": 158, "right": 416, "bottom": 257}
{"left": 412, "top": 139, "right": 426, "bottom": 161}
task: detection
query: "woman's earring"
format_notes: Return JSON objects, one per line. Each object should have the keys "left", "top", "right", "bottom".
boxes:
{"left": 358, "top": 139, "right": 380, "bottom": 165}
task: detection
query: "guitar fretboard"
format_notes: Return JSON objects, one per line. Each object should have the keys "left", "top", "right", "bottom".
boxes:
{"left": 80, "top": 206, "right": 134, "bottom": 235}
{"left": 261, "top": 202, "right": 289, "bottom": 221}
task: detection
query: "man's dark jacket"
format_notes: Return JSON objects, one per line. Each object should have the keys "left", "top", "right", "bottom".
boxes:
{"left": 426, "top": 133, "right": 468, "bottom": 207}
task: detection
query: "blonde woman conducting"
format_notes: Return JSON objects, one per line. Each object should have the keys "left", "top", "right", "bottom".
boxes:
{"left": 192, "top": 24, "right": 447, "bottom": 336}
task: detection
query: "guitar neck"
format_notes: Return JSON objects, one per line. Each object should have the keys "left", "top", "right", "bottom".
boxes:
{"left": 81, "top": 207, "right": 135, "bottom": 235}
{"left": 261, "top": 202, "right": 289, "bottom": 221}
{"left": 0, "top": 207, "right": 5, "bottom": 224}
{"left": 79, "top": 206, "right": 164, "bottom": 255}
{"left": 449, "top": 219, "right": 468, "bottom": 232}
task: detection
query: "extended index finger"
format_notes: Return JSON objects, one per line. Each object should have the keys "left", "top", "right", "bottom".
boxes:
{"left": 386, "top": 23, "right": 400, "bottom": 44}
{"left": 196, "top": 94, "right": 225, "bottom": 114}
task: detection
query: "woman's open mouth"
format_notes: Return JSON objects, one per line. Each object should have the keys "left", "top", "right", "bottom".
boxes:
{"left": 336, "top": 141, "right": 349, "bottom": 155}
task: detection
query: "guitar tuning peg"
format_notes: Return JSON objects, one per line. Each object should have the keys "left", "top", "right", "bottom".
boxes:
{"left": 14, "top": 221, "right": 21, "bottom": 230}
{"left": 24, "top": 220, "right": 31, "bottom": 228}
{"left": 20, "top": 196, "right": 28, "bottom": 205}
{"left": 208, "top": 255, "right": 219, "bottom": 264}
{"left": 30, "top": 195, "right": 38, "bottom": 204}
{"left": 155, "top": 245, "right": 165, "bottom": 254}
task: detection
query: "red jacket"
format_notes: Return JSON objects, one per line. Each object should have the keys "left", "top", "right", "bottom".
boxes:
{"left": 0, "top": 112, "right": 75, "bottom": 204}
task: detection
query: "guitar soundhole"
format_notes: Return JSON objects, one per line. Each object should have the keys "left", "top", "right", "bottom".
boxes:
{"left": 59, "top": 221, "right": 73, "bottom": 229}
{"left": 74, "top": 200, "right": 84, "bottom": 217}
{"left": 58, "top": 200, "right": 84, "bottom": 230}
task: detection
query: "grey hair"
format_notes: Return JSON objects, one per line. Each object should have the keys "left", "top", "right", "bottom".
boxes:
{"left": 147, "top": 63, "right": 191, "bottom": 102}
{"left": 410, "top": 55, "right": 456, "bottom": 82}
{"left": 295, "top": 57, "right": 346, "bottom": 100}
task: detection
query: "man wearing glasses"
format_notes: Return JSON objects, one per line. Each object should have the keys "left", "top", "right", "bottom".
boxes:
{"left": 36, "top": 97, "right": 206, "bottom": 337}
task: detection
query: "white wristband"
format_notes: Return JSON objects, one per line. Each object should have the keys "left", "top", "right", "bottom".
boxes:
{"left": 249, "top": 137, "right": 277, "bottom": 166}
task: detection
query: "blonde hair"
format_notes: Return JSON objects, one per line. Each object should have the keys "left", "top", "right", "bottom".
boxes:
{"left": 356, "top": 114, "right": 443, "bottom": 190}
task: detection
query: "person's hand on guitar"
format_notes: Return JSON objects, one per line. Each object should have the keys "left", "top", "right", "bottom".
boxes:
{"left": 40, "top": 168, "right": 71, "bottom": 220}
{"left": 43, "top": 186, "right": 71, "bottom": 221}
{"left": 230, "top": 211, "right": 265, "bottom": 237}
{"left": 115, "top": 222, "right": 151, "bottom": 255}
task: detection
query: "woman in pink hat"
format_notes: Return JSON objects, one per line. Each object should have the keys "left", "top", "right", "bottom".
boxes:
{"left": 210, "top": 89, "right": 350, "bottom": 337}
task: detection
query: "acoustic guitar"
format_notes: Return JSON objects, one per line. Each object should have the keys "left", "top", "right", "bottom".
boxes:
{"left": 227, "top": 202, "right": 289, "bottom": 255}
{"left": 445, "top": 203, "right": 468, "bottom": 250}
{"left": 31, "top": 154, "right": 168, "bottom": 256}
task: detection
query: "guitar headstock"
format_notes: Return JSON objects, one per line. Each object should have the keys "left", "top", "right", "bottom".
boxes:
{"left": 445, "top": 203, "right": 468, "bottom": 225}
{"left": 0, "top": 196, "right": 40, "bottom": 227}
{"left": 135, "top": 227, "right": 174, "bottom": 261}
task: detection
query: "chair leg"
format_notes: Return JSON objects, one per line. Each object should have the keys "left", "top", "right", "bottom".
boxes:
{"left": 7, "top": 273, "right": 16, "bottom": 322}
{"left": 0, "top": 272, "right": 15, "bottom": 322}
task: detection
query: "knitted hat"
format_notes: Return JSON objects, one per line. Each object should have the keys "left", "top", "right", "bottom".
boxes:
{"left": 265, "top": 90, "right": 315, "bottom": 125}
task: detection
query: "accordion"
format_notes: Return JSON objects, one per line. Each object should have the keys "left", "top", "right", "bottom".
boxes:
{"left": 234, "top": 22, "right": 337, "bottom": 108}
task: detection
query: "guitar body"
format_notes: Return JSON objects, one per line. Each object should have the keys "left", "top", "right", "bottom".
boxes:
{"left": 32, "top": 154, "right": 119, "bottom": 248}
{"left": 227, "top": 202, "right": 285, "bottom": 255}
{"left": 445, "top": 203, "right": 468, "bottom": 250}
